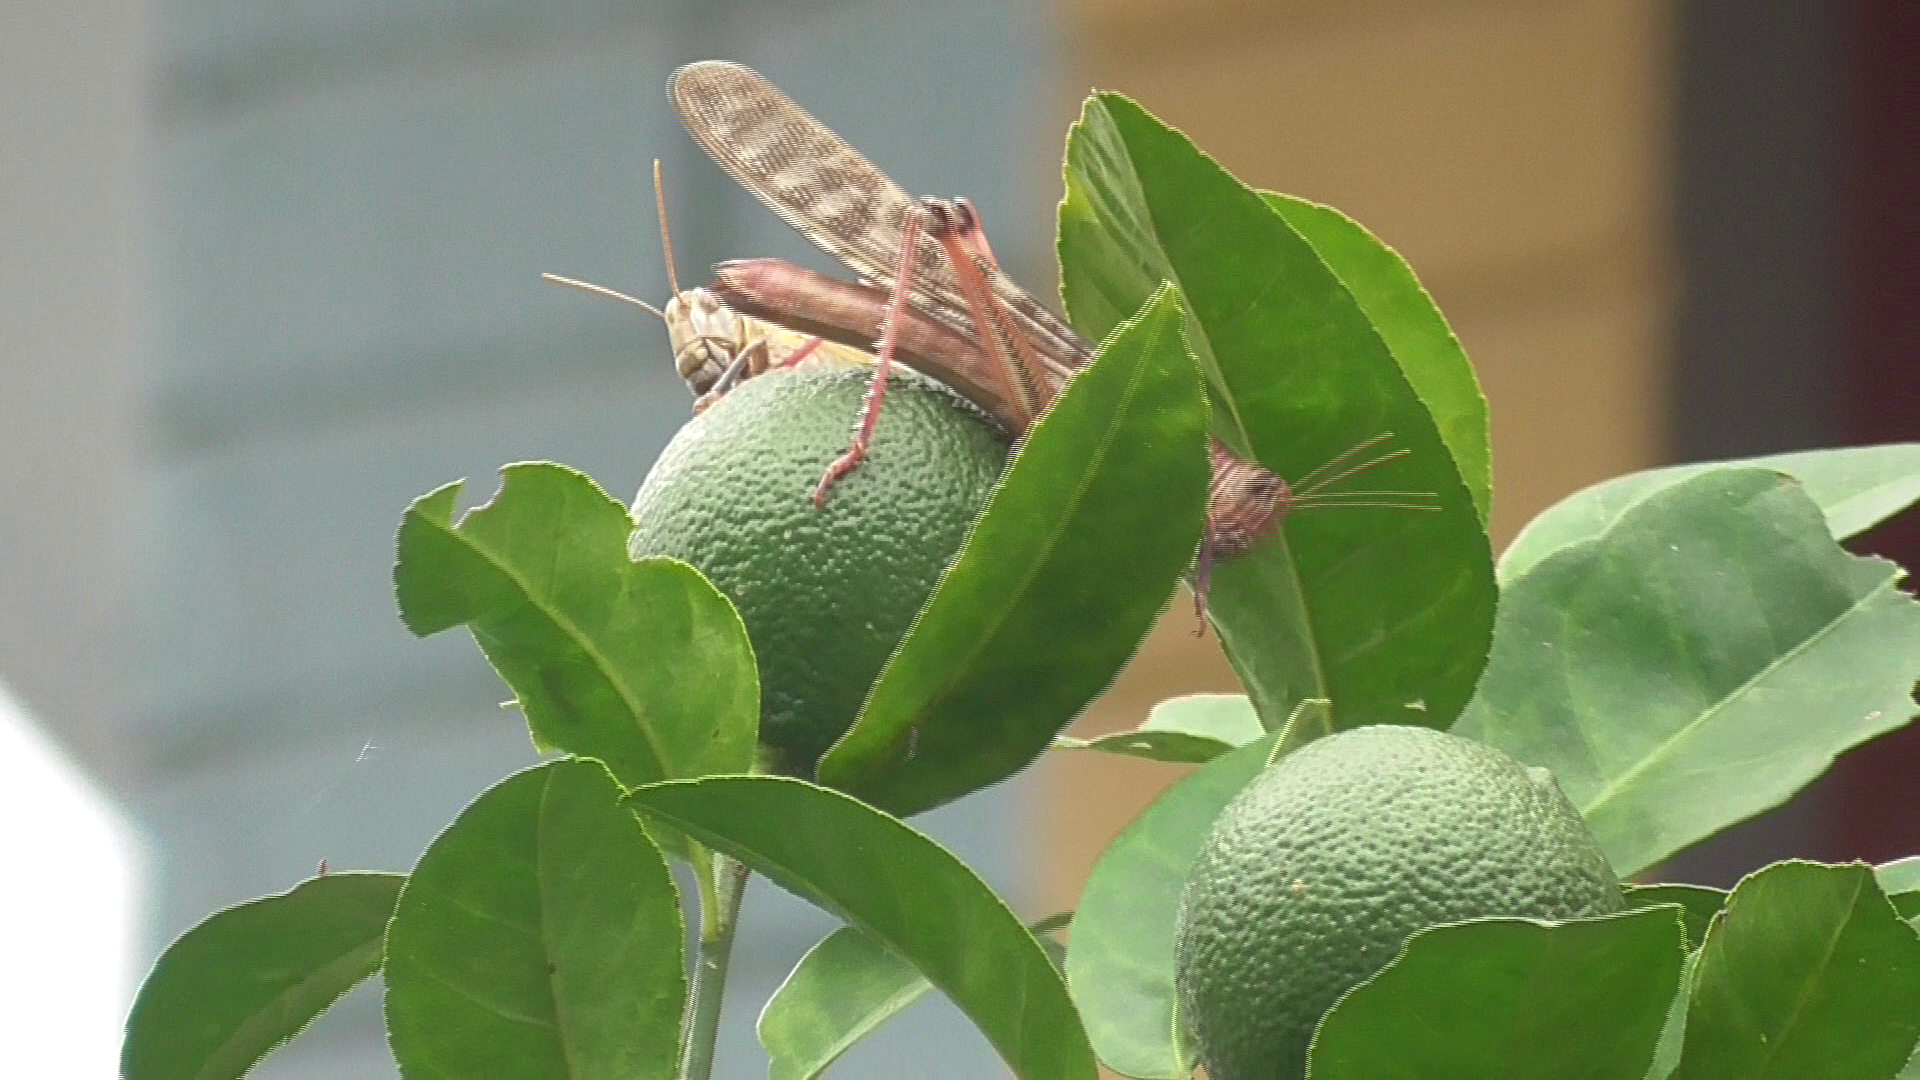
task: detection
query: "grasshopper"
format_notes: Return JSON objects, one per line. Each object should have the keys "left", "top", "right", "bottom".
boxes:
{"left": 556, "top": 62, "right": 1430, "bottom": 566}
{"left": 665, "top": 60, "right": 1319, "bottom": 558}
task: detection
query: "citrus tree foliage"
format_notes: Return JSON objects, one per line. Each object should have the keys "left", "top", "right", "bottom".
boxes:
{"left": 125, "top": 82, "right": 1920, "bottom": 1080}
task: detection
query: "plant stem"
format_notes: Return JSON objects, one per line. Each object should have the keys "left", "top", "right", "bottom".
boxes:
{"left": 677, "top": 853, "right": 750, "bottom": 1080}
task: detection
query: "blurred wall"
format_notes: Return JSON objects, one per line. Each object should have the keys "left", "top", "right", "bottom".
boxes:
{"left": 1037, "top": 0, "right": 1677, "bottom": 908}
{"left": 0, "top": 2, "right": 145, "bottom": 777}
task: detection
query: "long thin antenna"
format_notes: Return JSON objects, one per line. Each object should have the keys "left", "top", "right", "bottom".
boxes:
{"left": 1291, "top": 432, "right": 1394, "bottom": 492}
{"left": 654, "top": 158, "right": 684, "bottom": 297}
{"left": 1285, "top": 433, "right": 1444, "bottom": 513}
{"left": 1297, "top": 449, "right": 1413, "bottom": 496}
{"left": 540, "top": 273, "right": 666, "bottom": 320}
{"left": 540, "top": 158, "right": 685, "bottom": 322}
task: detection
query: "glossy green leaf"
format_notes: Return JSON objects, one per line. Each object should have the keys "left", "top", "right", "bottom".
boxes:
{"left": 395, "top": 463, "right": 757, "bottom": 789}
{"left": 1059, "top": 92, "right": 1495, "bottom": 732}
{"left": 819, "top": 286, "right": 1208, "bottom": 814}
{"left": 761, "top": 927, "right": 926, "bottom": 1080}
{"left": 1502, "top": 443, "right": 1920, "bottom": 584}
{"left": 1674, "top": 860, "right": 1920, "bottom": 1080}
{"left": 122, "top": 873, "right": 403, "bottom": 1080}
{"left": 629, "top": 775, "right": 1096, "bottom": 1080}
{"left": 1455, "top": 469, "right": 1920, "bottom": 875}
{"left": 385, "top": 760, "right": 684, "bottom": 1080}
{"left": 1308, "top": 908, "right": 1686, "bottom": 1080}
{"left": 1052, "top": 693, "right": 1263, "bottom": 763}
{"left": 1644, "top": 949, "right": 1701, "bottom": 1080}
{"left": 1880, "top": 857, "right": 1920, "bottom": 921}
{"left": 1624, "top": 884, "right": 1727, "bottom": 949}
{"left": 1066, "top": 732, "right": 1280, "bottom": 1079}
{"left": 758, "top": 914, "right": 1070, "bottom": 1080}
{"left": 1260, "top": 193, "right": 1491, "bottom": 525}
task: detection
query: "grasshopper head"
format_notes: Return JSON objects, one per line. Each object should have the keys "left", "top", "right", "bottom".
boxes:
{"left": 664, "top": 287, "right": 748, "bottom": 396}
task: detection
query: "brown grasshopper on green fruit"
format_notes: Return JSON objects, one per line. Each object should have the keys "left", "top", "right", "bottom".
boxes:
{"left": 554, "top": 61, "right": 1432, "bottom": 574}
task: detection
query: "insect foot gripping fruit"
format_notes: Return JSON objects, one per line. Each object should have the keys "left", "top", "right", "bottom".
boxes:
{"left": 1174, "top": 725, "right": 1622, "bottom": 1080}
{"left": 629, "top": 363, "right": 1007, "bottom": 776}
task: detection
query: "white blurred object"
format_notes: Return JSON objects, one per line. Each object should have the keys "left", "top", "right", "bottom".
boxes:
{"left": 0, "top": 683, "right": 144, "bottom": 1076}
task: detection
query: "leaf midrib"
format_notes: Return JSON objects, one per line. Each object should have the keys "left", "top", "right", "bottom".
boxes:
{"left": 1579, "top": 575, "right": 1893, "bottom": 831}
{"left": 413, "top": 506, "right": 673, "bottom": 781}
{"left": 849, "top": 297, "right": 1196, "bottom": 792}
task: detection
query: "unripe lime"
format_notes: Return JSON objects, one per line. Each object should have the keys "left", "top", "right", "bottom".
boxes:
{"left": 1175, "top": 724, "right": 1621, "bottom": 1080}
{"left": 628, "top": 364, "right": 1007, "bottom": 773}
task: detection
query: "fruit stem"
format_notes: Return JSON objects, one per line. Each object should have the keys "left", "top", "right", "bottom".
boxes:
{"left": 677, "top": 852, "right": 750, "bottom": 1080}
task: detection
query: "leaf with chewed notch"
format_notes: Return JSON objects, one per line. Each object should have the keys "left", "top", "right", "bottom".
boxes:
{"left": 395, "top": 463, "right": 757, "bottom": 790}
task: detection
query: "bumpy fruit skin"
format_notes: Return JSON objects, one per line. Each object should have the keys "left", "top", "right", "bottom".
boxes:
{"left": 628, "top": 364, "right": 1006, "bottom": 773}
{"left": 1174, "top": 724, "right": 1621, "bottom": 1080}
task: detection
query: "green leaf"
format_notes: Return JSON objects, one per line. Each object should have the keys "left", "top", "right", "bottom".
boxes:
{"left": 1307, "top": 908, "right": 1687, "bottom": 1080}
{"left": 1644, "top": 949, "right": 1702, "bottom": 1080}
{"left": 818, "top": 286, "right": 1208, "bottom": 814}
{"left": 395, "top": 463, "right": 757, "bottom": 789}
{"left": 629, "top": 775, "right": 1096, "bottom": 1080}
{"left": 1455, "top": 468, "right": 1920, "bottom": 875}
{"left": 1052, "top": 693, "right": 1263, "bottom": 763}
{"left": 121, "top": 873, "right": 403, "bottom": 1080}
{"left": 760, "top": 927, "right": 928, "bottom": 1080}
{"left": 1625, "top": 884, "right": 1727, "bottom": 949}
{"left": 1674, "top": 860, "right": 1920, "bottom": 1080}
{"left": 1501, "top": 443, "right": 1920, "bottom": 584}
{"left": 758, "top": 915, "right": 1070, "bottom": 1080}
{"left": 1066, "top": 731, "right": 1279, "bottom": 1079}
{"left": 1880, "top": 856, "right": 1920, "bottom": 922}
{"left": 1058, "top": 92, "right": 1495, "bottom": 732}
{"left": 1260, "top": 193, "right": 1492, "bottom": 526}
{"left": 385, "top": 760, "right": 684, "bottom": 1080}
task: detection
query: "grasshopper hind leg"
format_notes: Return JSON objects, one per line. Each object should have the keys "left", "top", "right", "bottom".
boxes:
{"left": 812, "top": 210, "right": 926, "bottom": 507}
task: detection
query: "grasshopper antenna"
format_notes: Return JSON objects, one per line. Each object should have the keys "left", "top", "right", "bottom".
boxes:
{"left": 1287, "top": 434, "right": 1442, "bottom": 512}
{"left": 654, "top": 158, "right": 685, "bottom": 298}
{"left": 540, "top": 273, "right": 667, "bottom": 320}
{"left": 539, "top": 158, "right": 689, "bottom": 321}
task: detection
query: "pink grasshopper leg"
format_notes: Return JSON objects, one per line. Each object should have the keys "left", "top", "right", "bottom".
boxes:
{"left": 812, "top": 199, "right": 1051, "bottom": 507}
{"left": 811, "top": 209, "right": 927, "bottom": 507}
{"left": 928, "top": 200, "right": 1259, "bottom": 625}
{"left": 921, "top": 199, "right": 1052, "bottom": 427}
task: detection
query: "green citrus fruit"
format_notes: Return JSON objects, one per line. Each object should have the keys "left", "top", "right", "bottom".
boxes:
{"left": 1175, "top": 724, "right": 1621, "bottom": 1080}
{"left": 628, "top": 363, "right": 1007, "bottom": 773}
